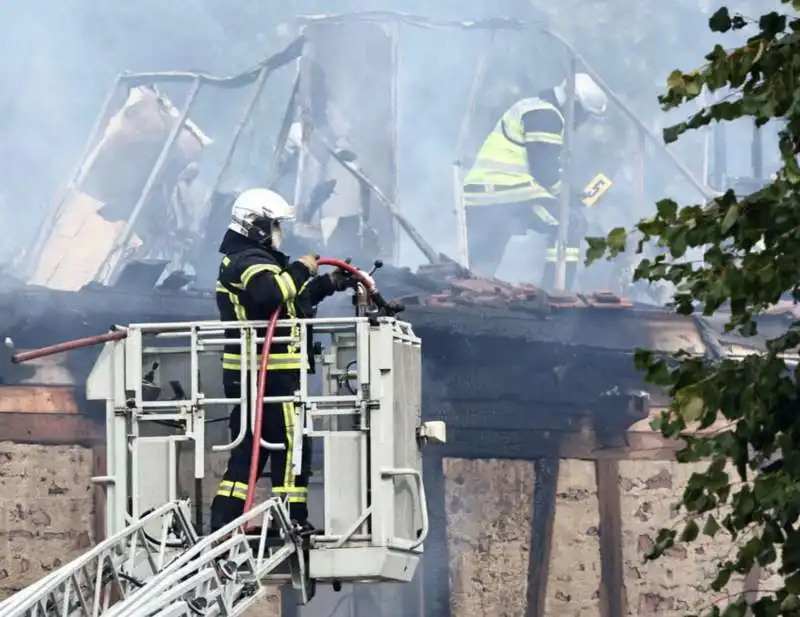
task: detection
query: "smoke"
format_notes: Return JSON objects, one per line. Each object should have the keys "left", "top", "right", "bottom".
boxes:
{"left": 387, "top": 0, "right": 782, "bottom": 289}
{"left": 0, "top": 0, "right": 784, "bottom": 289}
{"left": 0, "top": 1, "right": 298, "bottom": 266}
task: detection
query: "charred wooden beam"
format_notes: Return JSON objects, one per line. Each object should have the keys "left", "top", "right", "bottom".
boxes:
{"left": 0, "top": 385, "right": 78, "bottom": 413}
{"left": 525, "top": 458, "right": 560, "bottom": 617}
{"left": 423, "top": 453, "right": 451, "bottom": 617}
{"left": 0, "top": 411, "right": 102, "bottom": 446}
{"left": 596, "top": 459, "right": 626, "bottom": 617}
{"left": 437, "top": 427, "right": 680, "bottom": 462}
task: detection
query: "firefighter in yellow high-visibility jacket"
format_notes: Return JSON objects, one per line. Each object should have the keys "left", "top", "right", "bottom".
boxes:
{"left": 463, "top": 73, "right": 608, "bottom": 289}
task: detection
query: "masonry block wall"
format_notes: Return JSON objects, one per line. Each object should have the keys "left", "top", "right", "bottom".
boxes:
{"left": 0, "top": 442, "right": 96, "bottom": 601}
{"left": 439, "top": 457, "right": 759, "bottom": 617}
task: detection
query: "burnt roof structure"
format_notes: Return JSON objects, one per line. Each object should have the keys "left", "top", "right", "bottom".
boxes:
{"left": 2, "top": 264, "right": 797, "bottom": 617}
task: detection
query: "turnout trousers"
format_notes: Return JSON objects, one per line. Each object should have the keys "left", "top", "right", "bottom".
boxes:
{"left": 464, "top": 194, "right": 586, "bottom": 290}
{"left": 210, "top": 370, "right": 312, "bottom": 532}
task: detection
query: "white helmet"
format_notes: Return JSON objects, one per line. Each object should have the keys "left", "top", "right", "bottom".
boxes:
{"left": 554, "top": 72, "right": 608, "bottom": 117}
{"left": 228, "top": 188, "right": 295, "bottom": 249}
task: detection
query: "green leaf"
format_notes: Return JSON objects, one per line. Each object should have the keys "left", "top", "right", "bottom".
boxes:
{"left": 781, "top": 595, "right": 800, "bottom": 612}
{"left": 670, "top": 228, "right": 689, "bottom": 259}
{"left": 711, "top": 565, "right": 733, "bottom": 592}
{"left": 675, "top": 387, "right": 704, "bottom": 422}
{"left": 721, "top": 204, "right": 739, "bottom": 232}
{"left": 606, "top": 227, "right": 627, "bottom": 253}
{"left": 666, "top": 69, "right": 685, "bottom": 89}
{"left": 584, "top": 237, "right": 607, "bottom": 265}
{"left": 685, "top": 397, "right": 704, "bottom": 422}
{"left": 786, "top": 571, "right": 800, "bottom": 595}
{"left": 731, "top": 15, "right": 747, "bottom": 30}
{"left": 680, "top": 519, "right": 700, "bottom": 542}
{"left": 754, "top": 474, "right": 778, "bottom": 502}
{"left": 606, "top": 2, "right": 800, "bottom": 607}
{"left": 703, "top": 514, "right": 721, "bottom": 537}
{"left": 721, "top": 600, "right": 747, "bottom": 617}
{"left": 663, "top": 124, "right": 682, "bottom": 144}
{"left": 645, "top": 359, "right": 672, "bottom": 386}
{"left": 656, "top": 199, "right": 678, "bottom": 220}
{"left": 736, "top": 489, "right": 757, "bottom": 518}
{"left": 758, "top": 11, "right": 787, "bottom": 35}
{"left": 709, "top": 6, "right": 732, "bottom": 32}
{"left": 685, "top": 79, "right": 702, "bottom": 97}
{"left": 633, "top": 348, "right": 653, "bottom": 370}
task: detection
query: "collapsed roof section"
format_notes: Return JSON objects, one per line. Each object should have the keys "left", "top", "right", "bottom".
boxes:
{"left": 27, "top": 85, "right": 212, "bottom": 291}
{"left": 21, "top": 38, "right": 306, "bottom": 292}
{"left": 15, "top": 11, "right": 722, "bottom": 301}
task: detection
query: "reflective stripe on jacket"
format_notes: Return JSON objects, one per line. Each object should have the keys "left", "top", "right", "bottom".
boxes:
{"left": 463, "top": 97, "right": 564, "bottom": 207}
{"left": 216, "top": 249, "right": 309, "bottom": 373}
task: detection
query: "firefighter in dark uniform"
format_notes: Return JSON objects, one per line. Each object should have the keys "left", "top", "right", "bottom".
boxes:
{"left": 210, "top": 187, "right": 350, "bottom": 532}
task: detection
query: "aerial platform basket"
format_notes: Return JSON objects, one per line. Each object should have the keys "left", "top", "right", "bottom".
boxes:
{"left": 0, "top": 314, "right": 443, "bottom": 616}
{"left": 76, "top": 314, "right": 438, "bottom": 613}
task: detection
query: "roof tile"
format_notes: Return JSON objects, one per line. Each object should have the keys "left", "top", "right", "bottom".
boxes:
{"left": 398, "top": 274, "right": 632, "bottom": 312}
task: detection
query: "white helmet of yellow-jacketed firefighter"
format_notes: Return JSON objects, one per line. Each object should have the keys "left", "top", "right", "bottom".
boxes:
{"left": 554, "top": 72, "right": 608, "bottom": 117}
{"left": 229, "top": 188, "right": 295, "bottom": 249}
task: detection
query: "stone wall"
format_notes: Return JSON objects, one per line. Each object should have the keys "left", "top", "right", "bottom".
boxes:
{"left": 1, "top": 443, "right": 754, "bottom": 617}
{"left": 445, "top": 458, "right": 534, "bottom": 617}
{"left": 0, "top": 442, "right": 95, "bottom": 600}
{"left": 443, "top": 456, "right": 748, "bottom": 617}
{"left": 619, "top": 460, "right": 746, "bottom": 616}
{"left": 0, "top": 443, "right": 755, "bottom": 617}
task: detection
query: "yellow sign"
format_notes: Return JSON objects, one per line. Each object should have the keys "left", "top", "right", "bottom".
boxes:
{"left": 582, "top": 173, "right": 613, "bottom": 207}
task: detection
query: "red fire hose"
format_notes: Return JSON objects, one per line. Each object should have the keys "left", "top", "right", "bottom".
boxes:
{"left": 11, "top": 329, "right": 128, "bottom": 364}
{"left": 242, "top": 258, "right": 377, "bottom": 523}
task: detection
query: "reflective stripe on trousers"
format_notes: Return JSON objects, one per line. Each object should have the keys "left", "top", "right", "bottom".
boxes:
{"left": 272, "top": 402, "right": 307, "bottom": 504}
{"left": 216, "top": 480, "right": 248, "bottom": 501}
{"left": 545, "top": 245, "right": 581, "bottom": 263}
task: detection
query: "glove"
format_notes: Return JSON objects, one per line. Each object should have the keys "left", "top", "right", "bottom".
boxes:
{"left": 295, "top": 254, "right": 319, "bottom": 276}
{"left": 328, "top": 268, "right": 354, "bottom": 292}
{"left": 300, "top": 270, "right": 350, "bottom": 305}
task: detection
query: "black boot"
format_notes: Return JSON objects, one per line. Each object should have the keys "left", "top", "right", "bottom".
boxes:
{"left": 288, "top": 503, "right": 320, "bottom": 540}
{"left": 210, "top": 494, "right": 244, "bottom": 534}
{"left": 288, "top": 502, "right": 308, "bottom": 526}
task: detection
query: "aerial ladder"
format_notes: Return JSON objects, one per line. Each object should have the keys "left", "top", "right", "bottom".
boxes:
{"left": 0, "top": 263, "right": 445, "bottom": 616}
